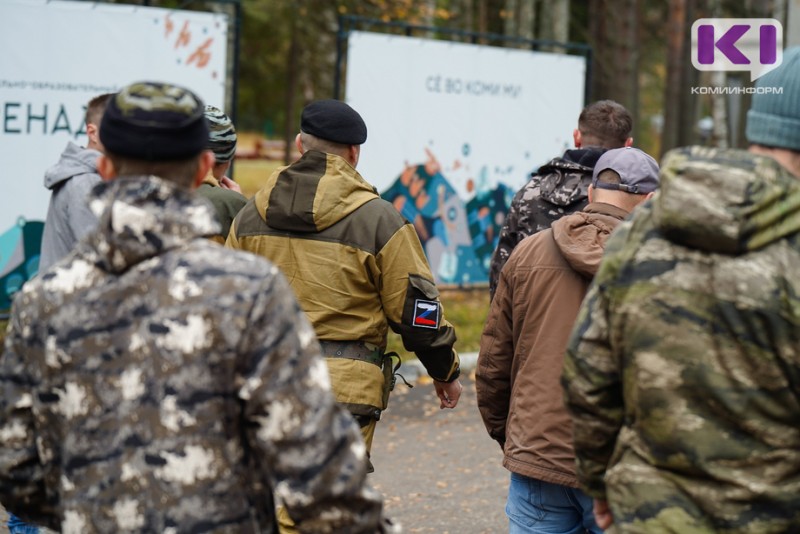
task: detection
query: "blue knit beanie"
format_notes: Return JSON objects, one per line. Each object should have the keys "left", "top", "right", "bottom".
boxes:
{"left": 746, "top": 47, "right": 800, "bottom": 151}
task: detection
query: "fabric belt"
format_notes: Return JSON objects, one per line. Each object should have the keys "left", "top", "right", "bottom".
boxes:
{"left": 319, "top": 340, "right": 384, "bottom": 367}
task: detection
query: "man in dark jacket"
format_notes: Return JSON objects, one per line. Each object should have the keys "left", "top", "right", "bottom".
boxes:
{"left": 197, "top": 105, "right": 247, "bottom": 243}
{"left": 0, "top": 81, "right": 394, "bottom": 533}
{"left": 488, "top": 100, "right": 633, "bottom": 298}
{"left": 478, "top": 148, "right": 658, "bottom": 533}
{"left": 39, "top": 92, "right": 112, "bottom": 271}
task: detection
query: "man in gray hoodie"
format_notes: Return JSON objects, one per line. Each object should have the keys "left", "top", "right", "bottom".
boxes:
{"left": 39, "top": 92, "right": 112, "bottom": 271}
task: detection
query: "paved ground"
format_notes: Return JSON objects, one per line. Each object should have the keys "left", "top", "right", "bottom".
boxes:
{"left": 369, "top": 373, "right": 510, "bottom": 534}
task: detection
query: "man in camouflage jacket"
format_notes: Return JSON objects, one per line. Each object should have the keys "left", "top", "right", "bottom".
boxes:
{"left": 562, "top": 47, "right": 800, "bottom": 533}
{"left": 0, "top": 82, "right": 393, "bottom": 534}
{"left": 488, "top": 100, "right": 633, "bottom": 298}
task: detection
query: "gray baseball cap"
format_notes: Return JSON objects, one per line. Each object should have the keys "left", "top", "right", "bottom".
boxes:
{"left": 592, "top": 147, "right": 660, "bottom": 194}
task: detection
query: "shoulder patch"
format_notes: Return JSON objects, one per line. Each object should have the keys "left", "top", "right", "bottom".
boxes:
{"left": 412, "top": 299, "right": 440, "bottom": 329}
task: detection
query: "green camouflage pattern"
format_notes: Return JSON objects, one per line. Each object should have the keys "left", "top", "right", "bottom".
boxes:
{"left": 562, "top": 146, "right": 800, "bottom": 533}
{"left": 114, "top": 82, "right": 202, "bottom": 116}
{"left": 0, "top": 176, "right": 390, "bottom": 533}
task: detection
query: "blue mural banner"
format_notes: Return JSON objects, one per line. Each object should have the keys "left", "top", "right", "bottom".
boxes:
{"left": 345, "top": 31, "right": 585, "bottom": 284}
{"left": 1, "top": 218, "right": 43, "bottom": 313}
{"left": 382, "top": 153, "right": 513, "bottom": 285}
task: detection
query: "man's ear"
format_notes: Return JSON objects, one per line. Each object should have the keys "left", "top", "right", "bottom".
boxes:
{"left": 573, "top": 129, "right": 582, "bottom": 148}
{"left": 624, "top": 137, "right": 634, "bottom": 147}
{"left": 295, "top": 133, "right": 304, "bottom": 155}
{"left": 97, "top": 155, "right": 117, "bottom": 181}
{"left": 587, "top": 183, "right": 594, "bottom": 203}
{"left": 86, "top": 123, "right": 99, "bottom": 146}
{"left": 349, "top": 144, "right": 360, "bottom": 167}
{"left": 192, "top": 151, "right": 215, "bottom": 189}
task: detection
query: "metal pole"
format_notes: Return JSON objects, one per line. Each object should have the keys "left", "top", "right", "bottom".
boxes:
{"left": 230, "top": 0, "right": 241, "bottom": 128}
{"left": 584, "top": 48, "right": 593, "bottom": 105}
{"left": 334, "top": 15, "right": 347, "bottom": 100}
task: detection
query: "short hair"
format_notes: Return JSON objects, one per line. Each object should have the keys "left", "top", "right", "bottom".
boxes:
{"left": 299, "top": 131, "right": 351, "bottom": 158}
{"left": 578, "top": 100, "right": 633, "bottom": 148}
{"left": 595, "top": 169, "right": 621, "bottom": 185}
{"left": 85, "top": 93, "right": 114, "bottom": 127}
{"left": 593, "top": 168, "right": 648, "bottom": 212}
{"left": 104, "top": 151, "right": 201, "bottom": 189}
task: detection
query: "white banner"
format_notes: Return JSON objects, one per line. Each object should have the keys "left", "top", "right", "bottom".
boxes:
{"left": 0, "top": 0, "right": 229, "bottom": 234}
{"left": 345, "top": 31, "right": 585, "bottom": 284}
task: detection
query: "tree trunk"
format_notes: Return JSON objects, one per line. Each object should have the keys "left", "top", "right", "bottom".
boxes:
{"left": 537, "top": 0, "right": 569, "bottom": 43}
{"left": 504, "top": 0, "right": 519, "bottom": 38}
{"left": 661, "top": 0, "right": 687, "bottom": 155}
{"left": 283, "top": 12, "right": 299, "bottom": 164}
{"left": 588, "top": 0, "right": 606, "bottom": 100}
{"left": 551, "top": 0, "right": 570, "bottom": 43}
{"left": 710, "top": 71, "right": 729, "bottom": 148}
{"left": 454, "top": 0, "right": 475, "bottom": 37}
{"left": 677, "top": 0, "right": 699, "bottom": 147}
{"left": 519, "top": 0, "right": 536, "bottom": 41}
{"left": 478, "top": 0, "right": 488, "bottom": 42}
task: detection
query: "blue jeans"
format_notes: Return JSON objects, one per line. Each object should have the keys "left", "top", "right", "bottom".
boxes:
{"left": 7, "top": 513, "right": 39, "bottom": 534}
{"left": 506, "top": 472, "right": 602, "bottom": 534}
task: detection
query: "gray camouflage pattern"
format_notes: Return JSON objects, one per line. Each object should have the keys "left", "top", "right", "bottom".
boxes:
{"left": 488, "top": 151, "right": 602, "bottom": 298}
{"left": 562, "top": 146, "right": 800, "bottom": 533}
{"left": 0, "top": 175, "right": 389, "bottom": 533}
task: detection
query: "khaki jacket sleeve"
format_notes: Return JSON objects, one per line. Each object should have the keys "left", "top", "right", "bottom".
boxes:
{"left": 376, "top": 224, "right": 459, "bottom": 382}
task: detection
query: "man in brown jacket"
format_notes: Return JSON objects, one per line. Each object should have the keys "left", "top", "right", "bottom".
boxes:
{"left": 476, "top": 147, "right": 659, "bottom": 533}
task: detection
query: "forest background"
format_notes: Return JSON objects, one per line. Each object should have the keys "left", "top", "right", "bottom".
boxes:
{"left": 154, "top": 0, "right": 795, "bottom": 160}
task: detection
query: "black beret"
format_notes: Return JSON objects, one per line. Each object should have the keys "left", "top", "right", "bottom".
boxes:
{"left": 300, "top": 99, "right": 367, "bottom": 145}
{"left": 100, "top": 81, "right": 209, "bottom": 161}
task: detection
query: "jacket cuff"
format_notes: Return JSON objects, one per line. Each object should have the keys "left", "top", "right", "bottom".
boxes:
{"left": 436, "top": 349, "right": 460, "bottom": 382}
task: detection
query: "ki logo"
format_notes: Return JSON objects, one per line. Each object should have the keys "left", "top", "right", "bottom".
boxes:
{"left": 691, "top": 18, "right": 783, "bottom": 81}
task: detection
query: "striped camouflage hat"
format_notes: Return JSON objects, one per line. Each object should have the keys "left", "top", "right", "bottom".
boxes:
{"left": 204, "top": 105, "right": 237, "bottom": 163}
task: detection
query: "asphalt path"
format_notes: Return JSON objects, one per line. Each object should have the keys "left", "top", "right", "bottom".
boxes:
{"left": 369, "top": 374, "right": 510, "bottom": 534}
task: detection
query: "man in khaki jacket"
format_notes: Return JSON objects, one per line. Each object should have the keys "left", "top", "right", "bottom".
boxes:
{"left": 476, "top": 148, "right": 658, "bottom": 533}
{"left": 227, "top": 99, "right": 462, "bottom": 459}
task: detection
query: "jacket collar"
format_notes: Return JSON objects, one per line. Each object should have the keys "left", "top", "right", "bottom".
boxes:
{"left": 81, "top": 175, "right": 220, "bottom": 273}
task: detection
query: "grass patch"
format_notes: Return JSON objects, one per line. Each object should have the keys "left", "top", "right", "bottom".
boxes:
{"left": 231, "top": 159, "right": 283, "bottom": 199}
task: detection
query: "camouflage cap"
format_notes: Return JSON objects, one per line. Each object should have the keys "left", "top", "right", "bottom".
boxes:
{"left": 592, "top": 147, "right": 660, "bottom": 194}
{"left": 204, "top": 105, "right": 237, "bottom": 163}
{"left": 100, "top": 81, "right": 208, "bottom": 161}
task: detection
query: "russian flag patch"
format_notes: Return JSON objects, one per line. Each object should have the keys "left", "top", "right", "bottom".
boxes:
{"left": 413, "top": 299, "right": 440, "bottom": 329}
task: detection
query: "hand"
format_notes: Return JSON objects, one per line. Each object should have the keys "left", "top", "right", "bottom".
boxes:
{"left": 593, "top": 499, "right": 614, "bottom": 530}
{"left": 433, "top": 379, "right": 462, "bottom": 409}
{"left": 218, "top": 175, "right": 242, "bottom": 193}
